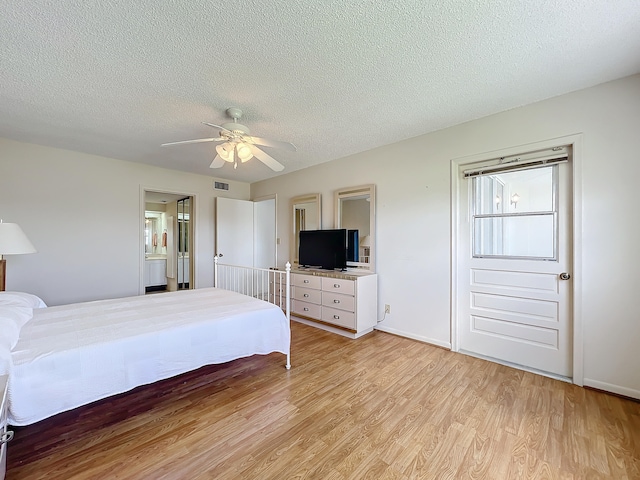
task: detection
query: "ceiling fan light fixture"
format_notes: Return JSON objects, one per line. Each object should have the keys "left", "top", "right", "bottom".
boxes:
{"left": 236, "top": 143, "right": 253, "bottom": 162}
{"left": 216, "top": 142, "right": 235, "bottom": 162}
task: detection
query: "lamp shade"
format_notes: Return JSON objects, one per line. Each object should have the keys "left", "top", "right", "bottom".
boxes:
{"left": 236, "top": 143, "right": 253, "bottom": 162}
{"left": 0, "top": 222, "right": 37, "bottom": 255}
{"left": 216, "top": 142, "right": 235, "bottom": 162}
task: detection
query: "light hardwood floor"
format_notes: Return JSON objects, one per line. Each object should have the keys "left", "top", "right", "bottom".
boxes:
{"left": 7, "top": 321, "right": 640, "bottom": 479}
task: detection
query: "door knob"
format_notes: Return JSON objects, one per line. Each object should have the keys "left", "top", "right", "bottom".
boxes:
{"left": 559, "top": 272, "right": 571, "bottom": 280}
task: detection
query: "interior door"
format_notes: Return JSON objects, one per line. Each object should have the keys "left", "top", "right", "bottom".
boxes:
{"left": 457, "top": 159, "right": 573, "bottom": 378}
{"left": 253, "top": 196, "right": 277, "bottom": 269}
{"left": 215, "top": 197, "right": 254, "bottom": 267}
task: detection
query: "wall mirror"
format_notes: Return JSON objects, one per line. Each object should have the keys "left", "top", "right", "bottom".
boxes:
{"left": 335, "top": 184, "right": 376, "bottom": 272}
{"left": 290, "top": 193, "right": 321, "bottom": 265}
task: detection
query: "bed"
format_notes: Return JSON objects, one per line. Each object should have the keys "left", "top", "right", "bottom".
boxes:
{"left": 0, "top": 262, "right": 291, "bottom": 427}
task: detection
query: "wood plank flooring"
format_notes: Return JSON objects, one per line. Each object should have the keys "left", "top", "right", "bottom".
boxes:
{"left": 7, "top": 321, "right": 640, "bottom": 479}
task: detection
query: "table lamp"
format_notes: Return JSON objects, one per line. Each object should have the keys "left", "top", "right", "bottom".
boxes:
{"left": 0, "top": 220, "right": 37, "bottom": 291}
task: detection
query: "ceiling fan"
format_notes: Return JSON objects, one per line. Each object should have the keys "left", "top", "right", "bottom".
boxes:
{"left": 161, "top": 107, "right": 296, "bottom": 171}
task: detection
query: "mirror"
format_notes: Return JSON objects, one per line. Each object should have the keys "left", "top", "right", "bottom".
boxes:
{"left": 144, "top": 208, "right": 168, "bottom": 258}
{"left": 290, "top": 194, "right": 322, "bottom": 265}
{"left": 177, "top": 197, "right": 190, "bottom": 290}
{"left": 335, "top": 184, "right": 375, "bottom": 272}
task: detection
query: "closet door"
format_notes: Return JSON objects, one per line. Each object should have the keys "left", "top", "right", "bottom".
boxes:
{"left": 215, "top": 197, "right": 254, "bottom": 267}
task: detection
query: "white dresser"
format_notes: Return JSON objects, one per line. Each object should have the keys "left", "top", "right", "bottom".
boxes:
{"left": 285, "top": 269, "right": 378, "bottom": 338}
{"left": 1, "top": 375, "right": 12, "bottom": 480}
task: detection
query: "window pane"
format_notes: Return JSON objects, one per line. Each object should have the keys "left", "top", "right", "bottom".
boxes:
{"left": 475, "top": 166, "right": 554, "bottom": 214}
{"left": 474, "top": 176, "right": 505, "bottom": 215}
{"left": 473, "top": 214, "right": 555, "bottom": 258}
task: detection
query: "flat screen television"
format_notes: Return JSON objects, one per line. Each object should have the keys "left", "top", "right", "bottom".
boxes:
{"left": 299, "top": 229, "right": 347, "bottom": 270}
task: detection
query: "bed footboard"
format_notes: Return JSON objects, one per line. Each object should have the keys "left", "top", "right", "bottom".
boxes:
{"left": 213, "top": 258, "right": 291, "bottom": 369}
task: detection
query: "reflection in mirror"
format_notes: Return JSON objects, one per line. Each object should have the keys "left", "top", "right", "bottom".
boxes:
{"left": 144, "top": 209, "right": 167, "bottom": 257}
{"left": 290, "top": 194, "right": 321, "bottom": 264}
{"left": 335, "top": 184, "right": 375, "bottom": 272}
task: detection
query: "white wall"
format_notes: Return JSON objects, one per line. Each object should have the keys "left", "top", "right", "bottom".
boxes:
{"left": 252, "top": 74, "right": 640, "bottom": 398}
{"left": 0, "top": 139, "right": 250, "bottom": 305}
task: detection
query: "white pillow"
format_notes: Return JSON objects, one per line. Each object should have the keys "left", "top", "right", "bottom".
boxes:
{"left": 0, "top": 319, "right": 19, "bottom": 349}
{"left": 0, "top": 291, "right": 47, "bottom": 308}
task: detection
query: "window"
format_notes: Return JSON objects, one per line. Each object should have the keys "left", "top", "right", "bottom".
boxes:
{"left": 472, "top": 165, "right": 557, "bottom": 260}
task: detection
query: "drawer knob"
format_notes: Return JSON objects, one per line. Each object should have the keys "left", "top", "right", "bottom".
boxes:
{"left": 333, "top": 315, "right": 340, "bottom": 319}
{"left": 333, "top": 299, "right": 340, "bottom": 303}
{"left": 304, "top": 307, "right": 309, "bottom": 311}
{"left": 304, "top": 279, "right": 310, "bottom": 283}
{"left": 334, "top": 284, "right": 340, "bottom": 288}
{"left": 303, "top": 293, "right": 309, "bottom": 298}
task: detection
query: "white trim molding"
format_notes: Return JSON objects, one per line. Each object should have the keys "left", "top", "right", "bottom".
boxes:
{"left": 584, "top": 379, "right": 640, "bottom": 401}
{"left": 375, "top": 324, "right": 452, "bottom": 350}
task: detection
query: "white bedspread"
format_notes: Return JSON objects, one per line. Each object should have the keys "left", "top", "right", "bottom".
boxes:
{"left": 8, "top": 287, "right": 290, "bottom": 426}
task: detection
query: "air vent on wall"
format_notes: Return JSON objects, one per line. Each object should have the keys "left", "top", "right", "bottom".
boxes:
{"left": 214, "top": 181, "right": 229, "bottom": 191}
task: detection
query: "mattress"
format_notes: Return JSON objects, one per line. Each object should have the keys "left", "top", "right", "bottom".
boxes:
{"left": 8, "top": 287, "right": 290, "bottom": 426}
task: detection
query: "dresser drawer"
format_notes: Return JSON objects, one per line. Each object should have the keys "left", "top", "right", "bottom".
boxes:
{"left": 294, "top": 287, "right": 322, "bottom": 304}
{"left": 321, "top": 277, "right": 355, "bottom": 295}
{"left": 292, "top": 299, "right": 322, "bottom": 318}
{"left": 321, "top": 306, "right": 356, "bottom": 329}
{"left": 293, "top": 274, "right": 322, "bottom": 289}
{"left": 322, "top": 292, "right": 355, "bottom": 312}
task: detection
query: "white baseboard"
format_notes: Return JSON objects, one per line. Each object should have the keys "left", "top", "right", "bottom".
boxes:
{"left": 584, "top": 378, "right": 640, "bottom": 400}
{"left": 374, "top": 324, "right": 451, "bottom": 350}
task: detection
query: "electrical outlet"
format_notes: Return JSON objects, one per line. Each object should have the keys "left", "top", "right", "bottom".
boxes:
{"left": 385, "top": 304, "right": 390, "bottom": 314}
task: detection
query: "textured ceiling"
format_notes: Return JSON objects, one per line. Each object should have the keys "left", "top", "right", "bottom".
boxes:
{"left": 1, "top": 1, "right": 639, "bottom": 183}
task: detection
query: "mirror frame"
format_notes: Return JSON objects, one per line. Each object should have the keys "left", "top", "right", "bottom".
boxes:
{"left": 335, "top": 184, "right": 376, "bottom": 272}
{"left": 290, "top": 193, "right": 322, "bottom": 265}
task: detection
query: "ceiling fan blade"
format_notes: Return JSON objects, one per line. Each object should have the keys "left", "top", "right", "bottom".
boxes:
{"left": 250, "top": 146, "right": 284, "bottom": 172}
{"left": 202, "top": 122, "right": 230, "bottom": 131}
{"left": 210, "top": 155, "right": 225, "bottom": 169}
{"left": 246, "top": 136, "right": 297, "bottom": 152}
{"left": 161, "top": 138, "right": 217, "bottom": 146}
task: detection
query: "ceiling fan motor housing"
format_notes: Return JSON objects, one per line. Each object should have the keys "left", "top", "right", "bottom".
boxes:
{"left": 221, "top": 122, "right": 250, "bottom": 136}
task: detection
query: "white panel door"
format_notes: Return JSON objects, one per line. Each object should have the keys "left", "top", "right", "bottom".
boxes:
{"left": 253, "top": 197, "right": 277, "bottom": 269}
{"left": 215, "top": 197, "right": 254, "bottom": 267}
{"left": 458, "top": 162, "right": 573, "bottom": 377}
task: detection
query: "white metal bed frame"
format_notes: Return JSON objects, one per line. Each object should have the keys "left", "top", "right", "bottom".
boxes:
{"left": 213, "top": 256, "right": 291, "bottom": 369}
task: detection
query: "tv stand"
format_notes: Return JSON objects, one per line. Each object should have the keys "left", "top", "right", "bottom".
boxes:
{"left": 288, "top": 268, "right": 378, "bottom": 339}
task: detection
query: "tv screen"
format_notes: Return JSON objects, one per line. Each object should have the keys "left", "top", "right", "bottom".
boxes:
{"left": 299, "top": 229, "right": 347, "bottom": 270}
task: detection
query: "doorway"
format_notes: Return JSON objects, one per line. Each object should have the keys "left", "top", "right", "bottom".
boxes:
{"left": 142, "top": 190, "right": 195, "bottom": 294}
{"left": 215, "top": 195, "right": 277, "bottom": 268}
{"left": 452, "top": 137, "right": 582, "bottom": 382}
